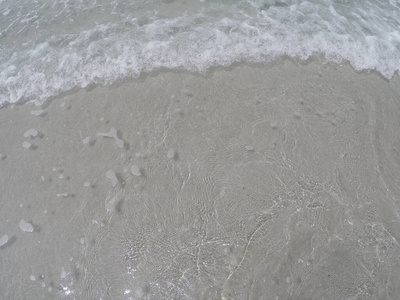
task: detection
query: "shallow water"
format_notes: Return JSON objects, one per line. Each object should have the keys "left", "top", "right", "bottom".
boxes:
{"left": 1, "top": 63, "right": 400, "bottom": 299}
{"left": 1, "top": 1, "right": 400, "bottom": 299}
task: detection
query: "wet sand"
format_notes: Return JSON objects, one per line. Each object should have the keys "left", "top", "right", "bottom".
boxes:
{"left": 1, "top": 61, "right": 400, "bottom": 299}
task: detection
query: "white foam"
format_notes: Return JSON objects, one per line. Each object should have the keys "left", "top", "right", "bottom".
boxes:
{"left": 84, "top": 182, "right": 90, "bottom": 187}
{"left": 97, "top": 128, "right": 124, "bottom": 148}
{"left": 29, "top": 275, "right": 36, "bottom": 281}
{"left": 57, "top": 193, "right": 68, "bottom": 197}
{"left": 106, "top": 170, "right": 118, "bottom": 187}
{"left": 0, "top": 234, "right": 9, "bottom": 247}
{"left": 1, "top": 0, "right": 399, "bottom": 106}
{"left": 19, "top": 219, "right": 34, "bottom": 232}
{"left": 130, "top": 165, "right": 141, "bottom": 176}
{"left": 22, "top": 141, "right": 32, "bottom": 149}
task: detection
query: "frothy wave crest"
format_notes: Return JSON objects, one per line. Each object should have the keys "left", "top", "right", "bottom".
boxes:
{"left": 1, "top": 0, "right": 399, "bottom": 106}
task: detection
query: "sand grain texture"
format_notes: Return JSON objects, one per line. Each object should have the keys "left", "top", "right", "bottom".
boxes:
{"left": 1, "top": 62, "right": 400, "bottom": 299}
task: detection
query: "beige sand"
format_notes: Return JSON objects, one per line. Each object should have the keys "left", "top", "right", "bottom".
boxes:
{"left": 1, "top": 61, "right": 400, "bottom": 299}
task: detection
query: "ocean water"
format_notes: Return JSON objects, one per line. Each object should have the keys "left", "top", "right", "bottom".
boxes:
{"left": 1, "top": 0, "right": 400, "bottom": 106}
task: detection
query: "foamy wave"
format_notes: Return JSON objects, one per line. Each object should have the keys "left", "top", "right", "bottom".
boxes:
{"left": 1, "top": 0, "right": 399, "bottom": 106}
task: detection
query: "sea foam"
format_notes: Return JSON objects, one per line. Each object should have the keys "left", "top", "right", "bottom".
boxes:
{"left": 0, "top": 0, "right": 399, "bottom": 106}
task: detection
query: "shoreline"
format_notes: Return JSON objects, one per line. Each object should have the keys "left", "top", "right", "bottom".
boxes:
{"left": 2, "top": 58, "right": 400, "bottom": 109}
{"left": 1, "top": 60, "right": 400, "bottom": 299}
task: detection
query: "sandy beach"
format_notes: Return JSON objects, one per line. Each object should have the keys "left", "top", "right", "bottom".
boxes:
{"left": 1, "top": 60, "right": 400, "bottom": 299}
